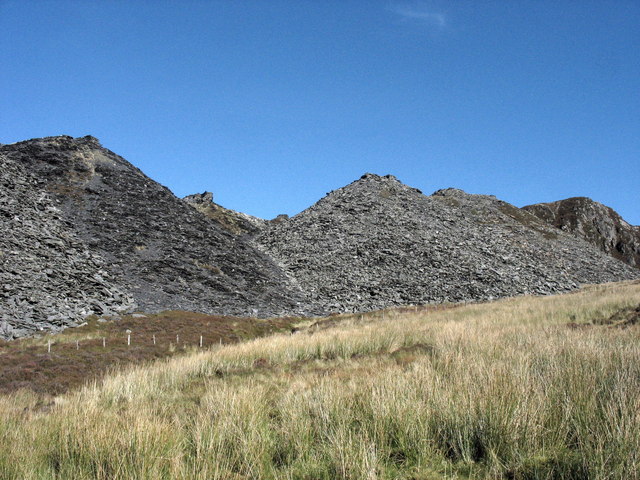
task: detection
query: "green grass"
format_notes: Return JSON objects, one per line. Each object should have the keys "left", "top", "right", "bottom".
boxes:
{"left": 0, "top": 281, "right": 639, "bottom": 479}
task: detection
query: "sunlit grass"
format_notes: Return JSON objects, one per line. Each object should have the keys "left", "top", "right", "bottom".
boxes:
{"left": 1, "top": 281, "right": 639, "bottom": 479}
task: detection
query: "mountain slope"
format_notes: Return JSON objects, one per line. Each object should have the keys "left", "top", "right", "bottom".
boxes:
{"left": 257, "top": 174, "right": 638, "bottom": 312}
{"left": 523, "top": 197, "right": 640, "bottom": 268}
{"left": 0, "top": 136, "right": 312, "bottom": 327}
{"left": 0, "top": 151, "right": 133, "bottom": 339}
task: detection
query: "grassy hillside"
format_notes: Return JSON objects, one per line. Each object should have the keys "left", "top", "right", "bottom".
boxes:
{"left": 1, "top": 282, "right": 639, "bottom": 479}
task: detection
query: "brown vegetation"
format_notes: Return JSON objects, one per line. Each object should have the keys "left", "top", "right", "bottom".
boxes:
{"left": 0, "top": 311, "right": 298, "bottom": 396}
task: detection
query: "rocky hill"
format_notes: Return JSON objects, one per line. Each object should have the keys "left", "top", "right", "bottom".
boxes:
{"left": 0, "top": 151, "right": 133, "bottom": 339}
{"left": 0, "top": 136, "right": 311, "bottom": 340}
{"left": 256, "top": 174, "right": 638, "bottom": 312}
{"left": 523, "top": 197, "right": 640, "bottom": 268}
{"left": 1, "top": 136, "right": 638, "bottom": 339}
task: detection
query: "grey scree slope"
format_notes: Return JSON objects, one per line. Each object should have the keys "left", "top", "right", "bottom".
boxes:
{"left": 0, "top": 135, "right": 312, "bottom": 340}
{"left": 0, "top": 151, "right": 133, "bottom": 339}
{"left": 256, "top": 174, "right": 639, "bottom": 313}
{"left": 0, "top": 135, "right": 638, "bottom": 339}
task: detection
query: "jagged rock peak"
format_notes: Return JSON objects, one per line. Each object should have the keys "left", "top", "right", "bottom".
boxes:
{"left": 359, "top": 173, "right": 399, "bottom": 182}
{"left": 184, "top": 191, "right": 214, "bottom": 205}
{"left": 432, "top": 187, "right": 467, "bottom": 197}
{"left": 6, "top": 134, "right": 102, "bottom": 148}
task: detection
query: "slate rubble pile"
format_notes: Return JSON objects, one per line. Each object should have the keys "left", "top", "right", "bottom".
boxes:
{"left": 0, "top": 136, "right": 311, "bottom": 338}
{"left": 1, "top": 136, "right": 638, "bottom": 339}
{"left": 0, "top": 152, "right": 133, "bottom": 339}
{"left": 257, "top": 174, "right": 639, "bottom": 313}
{"left": 183, "top": 191, "right": 266, "bottom": 236}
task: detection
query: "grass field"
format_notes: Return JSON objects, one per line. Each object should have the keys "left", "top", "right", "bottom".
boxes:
{"left": 0, "top": 281, "right": 638, "bottom": 479}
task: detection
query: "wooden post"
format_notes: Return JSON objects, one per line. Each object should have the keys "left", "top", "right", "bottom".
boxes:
{"left": 127, "top": 334, "right": 130, "bottom": 346}
{"left": 176, "top": 334, "right": 179, "bottom": 344}
{"left": 47, "top": 340, "right": 51, "bottom": 353}
{"left": 102, "top": 337, "right": 105, "bottom": 348}
{"left": 153, "top": 334, "right": 156, "bottom": 345}
{"left": 76, "top": 340, "right": 79, "bottom": 350}
{"left": 200, "top": 335, "right": 203, "bottom": 348}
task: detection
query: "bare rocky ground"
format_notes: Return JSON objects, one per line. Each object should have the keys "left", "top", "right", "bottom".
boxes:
{"left": 0, "top": 151, "right": 133, "bottom": 339}
{"left": 0, "top": 136, "right": 312, "bottom": 339}
{"left": 0, "top": 136, "right": 638, "bottom": 339}
{"left": 256, "top": 174, "right": 638, "bottom": 313}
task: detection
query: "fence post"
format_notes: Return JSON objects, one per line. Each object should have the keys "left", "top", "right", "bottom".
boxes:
{"left": 127, "top": 334, "right": 131, "bottom": 346}
{"left": 153, "top": 334, "right": 156, "bottom": 345}
{"left": 200, "top": 335, "right": 203, "bottom": 348}
{"left": 76, "top": 340, "right": 79, "bottom": 350}
{"left": 47, "top": 340, "right": 51, "bottom": 353}
{"left": 103, "top": 337, "right": 105, "bottom": 348}
{"left": 176, "top": 334, "right": 179, "bottom": 344}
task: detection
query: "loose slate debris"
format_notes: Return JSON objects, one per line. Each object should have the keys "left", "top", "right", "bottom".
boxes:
{"left": 1, "top": 137, "right": 638, "bottom": 339}
{"left": 0, "top": 136, "right": 312, "bottom": 339}
{"left": 0, "top": 151, "right": 133, "bottom": 339}
{"left": 257, "top": 174, "right": 639, "bottom": 313}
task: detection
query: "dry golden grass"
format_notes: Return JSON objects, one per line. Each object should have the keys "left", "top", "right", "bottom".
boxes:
{"left": 1, "top": 281, "right": 639, "bottom": 479}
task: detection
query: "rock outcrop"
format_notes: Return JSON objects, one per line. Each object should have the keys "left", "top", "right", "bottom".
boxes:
{"left": 523, "top": 197, "right": 640, "bottom": 268}
{"left": 256, "top": 174, "right": 638, "bottom": 313}
{"left": 0, "top": 136, "right": 311, "bottom": 337}
{"left": 183, "top": 191, "right": 266, "bottom": 236}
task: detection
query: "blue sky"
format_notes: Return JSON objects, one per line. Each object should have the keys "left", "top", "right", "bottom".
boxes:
{"left": 1, "top": 1, "right": 638, "bottom": 224}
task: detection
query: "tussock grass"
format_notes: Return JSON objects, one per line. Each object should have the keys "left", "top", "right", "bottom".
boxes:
{"left": 1, "top": 282, "right": 639, "bottom": 479}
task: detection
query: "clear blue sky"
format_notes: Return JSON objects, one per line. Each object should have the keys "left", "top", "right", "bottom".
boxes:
{"left": 2, "top": 1, "right": 638, "bottom": 224}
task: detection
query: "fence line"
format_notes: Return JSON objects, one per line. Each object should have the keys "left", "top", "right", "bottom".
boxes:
{"left": 44, "top": 333, "right": 225, "bottom": 353}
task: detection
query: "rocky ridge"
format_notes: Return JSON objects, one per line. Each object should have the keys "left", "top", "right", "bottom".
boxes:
{"left": 1, "top": 136, "right": 638, "bottom": 339}
{"left": 523, "top": 197, "right": 640, "bottom": 268}
{"left": 256, "top": 174, "right": 638, "bottom": 312}
{"left": 0, "top": 136, "right": 312, "bottom": 338}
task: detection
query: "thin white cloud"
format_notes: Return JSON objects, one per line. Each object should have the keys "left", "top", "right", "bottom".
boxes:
{"left": 389, "top": 3, "right": 446, "bottom": 28}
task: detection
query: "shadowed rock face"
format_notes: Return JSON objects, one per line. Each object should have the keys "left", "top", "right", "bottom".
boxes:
{"left": 257, "top": 174, "right": 638, "bottom": 313}
{"left": 523, "top": 197, "right": 640, "bottom": 268}
{"left": 0, "top": 136, "right": 313, "bottom": 339}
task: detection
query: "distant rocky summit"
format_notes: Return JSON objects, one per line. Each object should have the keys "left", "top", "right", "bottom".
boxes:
{"left": 256, "top": 174, "right": 638, "bottom": 312}
{"left": 0, "top": 136, "right": 638, "bottom": 339}
{"left": 523, "top": 197, "right": 640, "bottom": 268}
